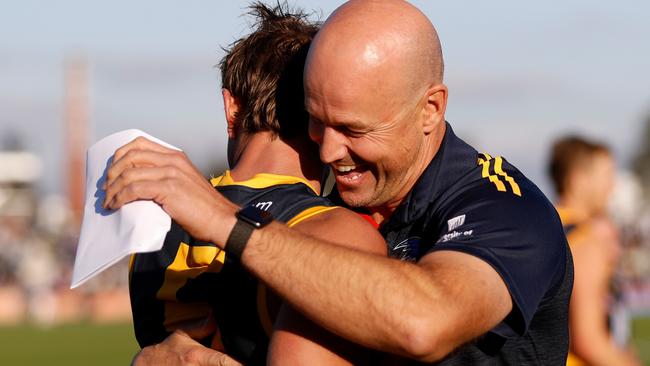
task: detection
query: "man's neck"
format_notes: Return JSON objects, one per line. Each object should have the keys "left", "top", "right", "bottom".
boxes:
{"left": 371, "top": 122, "right": 447, "bottom": 226}
{"left": 229, "top": 132, "right": 323, "bottom": 193}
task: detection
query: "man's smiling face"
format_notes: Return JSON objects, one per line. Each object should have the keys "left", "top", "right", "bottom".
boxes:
{"left": 305, "top": 45, "right": 428, "bottom": 212}
{"left": 303, "top": 1, "right": 447, "bottom": 215}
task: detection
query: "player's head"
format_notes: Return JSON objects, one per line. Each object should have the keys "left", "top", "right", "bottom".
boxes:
{"left": 549, "top": 135, "right": 615, "bottom": 216}
{"left": 304, "top": 0, "right": 448, "bottom": 211}
{"left": 219, "top": 2, "right": 318, "bottom": 165}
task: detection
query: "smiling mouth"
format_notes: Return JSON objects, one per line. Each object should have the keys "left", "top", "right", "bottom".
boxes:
{"left": 332, "top": 164, "right": 367, "bottom": 185}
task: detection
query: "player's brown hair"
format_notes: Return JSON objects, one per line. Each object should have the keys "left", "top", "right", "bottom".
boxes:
{"left": 219, "top": 2, "right": 318, "bottom": 139}
{"left": 548, "top": 135, "right": 611, "bottom": 195}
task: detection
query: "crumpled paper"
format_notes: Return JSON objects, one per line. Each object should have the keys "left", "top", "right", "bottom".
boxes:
{"left": 71, "top": 129, "right": 180, "bottom": 289}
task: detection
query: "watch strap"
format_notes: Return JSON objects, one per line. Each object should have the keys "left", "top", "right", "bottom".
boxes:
{"left": 225, "top": 219, "right": 254, "bottom": 260}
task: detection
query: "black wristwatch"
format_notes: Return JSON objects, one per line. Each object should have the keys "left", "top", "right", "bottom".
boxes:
{"left": 225, "top": 205, "right": 274, "bottom": 260}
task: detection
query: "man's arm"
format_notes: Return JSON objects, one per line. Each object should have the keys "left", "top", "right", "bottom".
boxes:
{"left": 244, "top": 225, "right": 511, "bottom": 362}
{"left": 105, "top": 137, "right": 512, "bottom": 362}
{"left": 268, "top": 208, "right": 386, "bottom": 365}
{"left": 568, "top": 219, "right": 641, "bottom": 366}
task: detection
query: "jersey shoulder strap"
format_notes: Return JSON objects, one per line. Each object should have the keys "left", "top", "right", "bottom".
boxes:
{"left": 212, "top": 171, "right": 337, "bottom": 225}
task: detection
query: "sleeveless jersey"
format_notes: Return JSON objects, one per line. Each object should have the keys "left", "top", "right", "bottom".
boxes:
{"left": 557, "top": 207, "right": 586, "bottom": 366}
{"left": 129, "top": 171, "right": 337, "bottom": 365}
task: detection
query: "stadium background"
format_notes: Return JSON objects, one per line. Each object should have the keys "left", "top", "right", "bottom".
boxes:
{"left": 1, "top": 0, "right": 650, "bottom": 364}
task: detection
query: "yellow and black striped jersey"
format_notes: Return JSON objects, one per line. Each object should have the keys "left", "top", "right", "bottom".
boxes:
{"left": 555, "top": 207, "right": 590, "bottom": 366}
{"left": 129, "top": 171, "right": 337, "bottom": 364}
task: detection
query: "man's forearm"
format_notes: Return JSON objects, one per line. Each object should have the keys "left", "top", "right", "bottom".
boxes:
{"left": 238, "top": 222, "right": 444, "bottom": 359}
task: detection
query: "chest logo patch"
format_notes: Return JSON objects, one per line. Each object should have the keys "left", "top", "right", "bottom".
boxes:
{"left": 447, "top": 214, "right": 466, "bottom": 231}
{"left": 253, "top": 201, "right": 273, "bottom": 211}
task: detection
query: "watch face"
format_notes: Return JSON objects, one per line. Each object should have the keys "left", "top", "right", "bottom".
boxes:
{"left": 237, "top": 205, "right": 274, "bottom": 228}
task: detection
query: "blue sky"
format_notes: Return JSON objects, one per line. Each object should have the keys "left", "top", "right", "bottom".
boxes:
{"left": 1, "top": 0, "right": 649, "bottom": 198}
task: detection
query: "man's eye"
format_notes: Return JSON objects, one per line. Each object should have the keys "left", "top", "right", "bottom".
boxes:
{"left": 343, "top": 127, "right": 364, "bottom": 137}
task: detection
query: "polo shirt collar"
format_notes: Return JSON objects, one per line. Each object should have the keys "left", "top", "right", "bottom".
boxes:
{"left": 381, "top": 122, "right": 478, "bottom": 230}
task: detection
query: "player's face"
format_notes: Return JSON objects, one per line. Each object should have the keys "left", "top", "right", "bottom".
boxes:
{"left": 585, "top": 152, "right": 616, "bottom": 215}
{"left": 305, "top": 78, "right": 427, "bottom": 211}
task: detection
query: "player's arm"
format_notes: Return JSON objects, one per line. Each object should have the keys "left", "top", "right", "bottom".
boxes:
{"left": 568, "top": 220, "right": 641, "bottom": 366}
{"left": 267, "top": 208, "right": 386, "bottom": 365}
{"left": 104, "top": 137, "right": 512, "bottom": 362}
{"left": 243, "top": 224, "right": 511, "bottom": 362}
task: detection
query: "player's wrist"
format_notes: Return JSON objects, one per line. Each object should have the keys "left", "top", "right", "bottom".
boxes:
{"left": 208, "top": 203, "right": 239, "bottom": 249}
{"left": 224, "top": 205, "right": 274, "bottom": 260}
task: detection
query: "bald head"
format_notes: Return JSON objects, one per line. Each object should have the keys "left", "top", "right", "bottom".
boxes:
{"left": 304, "top": 1, "right": 449, "bottom": 211}
{"left": 306, "top": 0, "right": 444, "bottom": 98}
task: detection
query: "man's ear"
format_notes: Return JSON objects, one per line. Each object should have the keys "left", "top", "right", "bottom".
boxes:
{"left": 421, "top": 84, "right": 448, "bottom": 135}
{"left": 222, "top": 89, "right": 240, "bottom": 139}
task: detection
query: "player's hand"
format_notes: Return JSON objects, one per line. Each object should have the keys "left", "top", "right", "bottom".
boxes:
{"left": 131, "top": 330, "right": 242, "bottom": 366}
{"left": 103, "top": 136, "right": 238, "bottom": 246}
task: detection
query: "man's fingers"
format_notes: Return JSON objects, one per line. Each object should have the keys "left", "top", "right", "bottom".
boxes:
{"left": 168, "top": 330, "right": 243, "bottom": 366}
{"left": 114, "top": 136, "right": 178, "bottom": 163}
{"left": 103, "top": 166, "right": 182, "bottom": 209}
{"left": 106, "top": 149, "right": 176, "bottom": 186}
{"left": 201, "top": 352, "right": 244, "bottom": 366}
{"left": 110, "top": 136, "right": 179, "bottom": 188}
{"left": 106, "top": 148, "right": 202, "bottom": 191}
{"left": 105, "top": 179, "right": 170, "bottom": 210}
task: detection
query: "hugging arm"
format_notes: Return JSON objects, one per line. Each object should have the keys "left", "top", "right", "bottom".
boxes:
{"left": 267, "top": 208, "right": 387, "bottom": 365}
{"left": 106, "top": 137, "right": 513, "bottom": 363}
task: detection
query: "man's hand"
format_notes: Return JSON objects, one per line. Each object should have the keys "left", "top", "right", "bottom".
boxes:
{"left": 103, "top": 136, "right": 237, "bottom": 245}
{"left": 132, "top": 330, "right": 242, "bottom": 366}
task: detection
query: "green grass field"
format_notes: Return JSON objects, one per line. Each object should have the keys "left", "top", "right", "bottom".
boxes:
{"left": 633, "top": 316, "right": 650, "bottom": 365}
{"left": 0, "top": 318, "right": 649, "bottom": 365}
{"left": 0, "top": 322, "right": 139, "bottom": 365}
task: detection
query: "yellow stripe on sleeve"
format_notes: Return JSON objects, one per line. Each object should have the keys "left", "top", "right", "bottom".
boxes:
{"left": 286, "top": 206, "right": 340, "bottom": 227}
{"left": 158, "top": 242, "right": 226, "bottom": 332}
{"left": 129, "top": 254, "right": 135, "bottom": 273}
{"left": 157, "top": 242, "right": 226, "bottom": 301}
{"left": 211, "top": 170, "right": 319, "bottom": 194}
{"left": 480, "top": 160, "right": 507, "bottom": 192}
{"left": 494, "top": 157, "right": 522, "bottom": 197}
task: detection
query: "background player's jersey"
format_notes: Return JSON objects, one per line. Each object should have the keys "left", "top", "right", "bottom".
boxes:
{"left": 557, "top": 208, "right": 584, "bottom": 366}
{"left": 129, "top": 171, "right": 337, "bottom": 365}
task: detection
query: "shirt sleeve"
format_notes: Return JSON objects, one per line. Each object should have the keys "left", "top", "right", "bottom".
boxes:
{"left": 426, "top": 183, "right": 569, "bottom": 337}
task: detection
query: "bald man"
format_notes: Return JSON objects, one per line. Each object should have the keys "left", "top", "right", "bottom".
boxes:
{"left": 105, "top": 0, "right": 572, "bottom": 364}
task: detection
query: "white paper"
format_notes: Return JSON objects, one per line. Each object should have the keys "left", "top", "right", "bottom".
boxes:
{"left": 70, "top": 129, "right": 181, "bottom": 289}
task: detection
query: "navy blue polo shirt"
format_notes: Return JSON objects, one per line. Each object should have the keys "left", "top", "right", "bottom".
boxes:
{"left": 379, "top": 123, "right": 573, "bottom": 364}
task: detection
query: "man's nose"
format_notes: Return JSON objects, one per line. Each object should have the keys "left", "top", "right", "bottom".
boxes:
{"left": 319, "top": 127, "right": 348, "bottom": 165}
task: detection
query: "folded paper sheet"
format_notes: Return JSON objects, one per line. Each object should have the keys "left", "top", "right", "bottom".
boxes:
{"left": 71, "top": 129, "right": 180, "bottom": 289}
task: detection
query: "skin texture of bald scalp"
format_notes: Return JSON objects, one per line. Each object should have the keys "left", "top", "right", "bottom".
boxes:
{"left": 319, "top": 0, "right": 444, "bottom": 85}
{"left": 305, "top": 0, "right": 448, "bottom": 221}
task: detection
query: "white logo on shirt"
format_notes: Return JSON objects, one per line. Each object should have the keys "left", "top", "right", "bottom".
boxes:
{"left": 438, "top": 230, "right": 474, "bottom": 243}
{"left": 447, "top": 214, "right": 466, "bottom": 231}
{"left": 254, "top": 201, "right": 273, "bottom": 211}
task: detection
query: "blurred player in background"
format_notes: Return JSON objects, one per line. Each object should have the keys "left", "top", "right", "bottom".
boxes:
{"left": 549, "top": 136, "right": 641, "bottom": 366}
